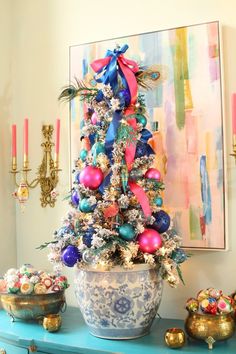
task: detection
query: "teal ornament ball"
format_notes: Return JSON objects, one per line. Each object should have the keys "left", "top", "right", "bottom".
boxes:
{"left": 80, "top": 149, "right": 88, "bottom": 161}
{"left": 118, "top": 223, "right": 135, "bottom": 241}
{"left": 136, "top": 114, "right": 147, "bottom": 128}
{"left": 171, "top": 249, "right": 187, "bottom": 264}
{"left": 79, "top": 198, "right": 95, "bottom": 213}
{"left": 154, "top": 196, "right": 163, "bottom": 207}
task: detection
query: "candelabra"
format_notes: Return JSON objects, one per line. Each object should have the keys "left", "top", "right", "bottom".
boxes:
{"left": 10, "top": 125, "right": 61, "bottom": 208}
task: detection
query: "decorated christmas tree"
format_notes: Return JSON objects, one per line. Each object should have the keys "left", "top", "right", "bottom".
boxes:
{"left": 41, "top": 44, "right": 187, "bottom": 287}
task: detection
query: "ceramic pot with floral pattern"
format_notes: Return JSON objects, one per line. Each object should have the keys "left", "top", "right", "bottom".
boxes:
{"left": 74, "top": 264, "right": 163, "bottom": 339}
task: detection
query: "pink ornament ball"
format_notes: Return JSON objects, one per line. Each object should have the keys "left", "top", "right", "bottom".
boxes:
{"left": 91, "top": 112, "right": 98, "bottom": 125}
{"left": 145, "top": 168, "right": 161, "bottom": 181}
{"left": 137, "top": 228, "right": 162, "bottom": 254}
{"left": 79, "top": 166, "right": 104, "bottom": 190}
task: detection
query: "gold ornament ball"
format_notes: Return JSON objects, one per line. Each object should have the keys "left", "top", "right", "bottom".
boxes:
{"left": 43, "top": 314, "right": 62, "bottom": 332}
{"left": 164, "top": 328, "right": 186, "bottom": 348}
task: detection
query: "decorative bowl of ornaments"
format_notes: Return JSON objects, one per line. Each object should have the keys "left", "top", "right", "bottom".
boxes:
{"left": 0, "top": 264, "right": 69, "bottom": 321}
{"left": 185, "top": 288, "right": 235, "bottom": 349}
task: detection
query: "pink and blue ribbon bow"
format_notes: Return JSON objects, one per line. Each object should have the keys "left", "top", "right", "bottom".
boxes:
{"left": 90, "top": 44, "right": 138, "bottom": 105}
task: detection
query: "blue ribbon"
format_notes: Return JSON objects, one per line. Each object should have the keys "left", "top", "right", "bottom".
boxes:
{"left": 98, "top": 171, "right": 112, "bottom": 194}
{"left": 95, "top": 44, "right": 129, "bottom": 94}
{"left": 105, "top": 111, "right": 122, "bottom": 161}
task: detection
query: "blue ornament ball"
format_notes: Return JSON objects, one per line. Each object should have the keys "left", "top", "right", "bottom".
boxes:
{"left": 79, "top": 198, "right": 96, "bottom": 213}
{"left": 61, "top": 245, "right": 81, "bottom": 267}
{"left": 135, "top": 141, "right": 148, "bottom": 158}
{"left": 171, "top": 249, "right": 187, "bottom": 264}
{"left": 71, "top": 190, "right": 79, "bottom": 207}
{"left": 152, "top": 210, "right": 170, "bottom": 233}
{"left": 118, "top": 223, "right": 136, "bottom": 241}
{"left": 117, "top": 89, "right": 131, "bottom": 107}
{"left": 154, "top": 196, "right": 163, "bottom": 207}
{"left": 80, "top": 149, "right": 88, "bottom": 161}
{"left": 82, "top": 227, "right": 94, "bottom": 247}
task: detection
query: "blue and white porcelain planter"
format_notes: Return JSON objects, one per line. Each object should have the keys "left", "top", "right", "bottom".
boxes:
{"left": 74, "top": 264, "right": 163, "bottom": 339}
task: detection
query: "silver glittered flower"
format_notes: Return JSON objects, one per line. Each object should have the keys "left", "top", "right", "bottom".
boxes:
{"left": 101, "top": 84, "right": 113, "bottom": 98}
{"left": 110, "top": 97, "right": 120, "bottom": 111}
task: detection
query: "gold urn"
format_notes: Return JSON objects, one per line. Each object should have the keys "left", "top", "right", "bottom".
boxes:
{"left": 0, "top": 291, "right": 65, "bottom": 321}
{"left": 185, "top": 312, "right": 235, "bottom": 349}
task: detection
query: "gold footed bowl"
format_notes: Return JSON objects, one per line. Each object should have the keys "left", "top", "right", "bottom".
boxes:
{"left": 0, "top": 291, "right": 66, "bottom": 321}
{"left": 185, "top": 312, "right": 235, "bottom": 349}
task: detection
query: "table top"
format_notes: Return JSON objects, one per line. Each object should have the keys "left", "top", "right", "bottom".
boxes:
{"left": 0, "top": 307, "right": 235, "bottom": 354}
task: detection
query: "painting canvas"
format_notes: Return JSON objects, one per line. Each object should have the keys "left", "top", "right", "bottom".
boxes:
{"left": 69, "top": 21, "right": 226, "bottom": 250}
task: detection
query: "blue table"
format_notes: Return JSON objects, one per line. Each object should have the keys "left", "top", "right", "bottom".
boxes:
{"left": 0, "top": 307, "right": 235, "bottom": 353}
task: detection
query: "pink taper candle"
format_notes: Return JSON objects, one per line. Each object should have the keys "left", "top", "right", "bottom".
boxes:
{"left": 55, "top": 118, "right": 60, "bottom": 159}
{"left": 232, "top": 93, "right": 236, "bottom": 135}
{"left": 12, "top": 124, "right": 17, "bottom": 157}
{"left": 23, "top": 118, "right": 29, "bottom": 168}
{"left": 12, "top": 124, "right": 17, "bottom": 170}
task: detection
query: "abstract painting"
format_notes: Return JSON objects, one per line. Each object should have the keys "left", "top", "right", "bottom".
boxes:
{"left": 70, "top": 21, "right": 226, "bottom": 249}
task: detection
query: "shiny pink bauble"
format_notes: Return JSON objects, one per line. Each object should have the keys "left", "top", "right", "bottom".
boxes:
{"left": 144, "top": 168, "right": 161, "bottom": 181}
{"left": 137, "top": 228, "right": 162, "bottom": 254}
{"left": 79, "top": 166, "right": 104, "bottom": 190}
{"left": 91, "top": 112, "right": 98, "bottom": 125}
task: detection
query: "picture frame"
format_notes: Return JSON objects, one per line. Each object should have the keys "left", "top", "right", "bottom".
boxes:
{"left": 69, "top": 21, "right": 226, "bottom": 250}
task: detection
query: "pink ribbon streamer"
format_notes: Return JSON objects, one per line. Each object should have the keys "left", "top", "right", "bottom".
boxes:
{"left": 128, "top": 181, "right": 151, "bottom": 217}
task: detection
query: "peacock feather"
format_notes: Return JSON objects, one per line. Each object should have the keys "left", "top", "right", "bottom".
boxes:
{"left": 58, "top": 77, "right": 98, "bottom": 102}
{"left": 136, "top": 64, "right": 168, "bottom": 90}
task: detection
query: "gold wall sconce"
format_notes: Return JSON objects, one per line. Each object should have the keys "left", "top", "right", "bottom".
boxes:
{"left": 10, "top": 120, "right": 61, "bottom": 208}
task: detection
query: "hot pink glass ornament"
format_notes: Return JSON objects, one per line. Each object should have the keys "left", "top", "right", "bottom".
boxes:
{"left": 79, "top": 166, "right": 104, "bottom": 190}
{"left": 137, "top": 228, "right": 162, "bottom": 254}
{"left": 144, "top": 168, "right": 161, "bottom": 181}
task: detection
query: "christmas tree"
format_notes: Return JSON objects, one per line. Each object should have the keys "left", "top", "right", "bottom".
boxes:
{"left": 41, "top": 44, "right": 187, "bottom": 287}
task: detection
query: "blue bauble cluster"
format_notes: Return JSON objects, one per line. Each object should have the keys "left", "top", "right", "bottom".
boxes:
{"left": 82, "top": 227, "right": 95, "bottom": 247}
{"left": 171, "top": 249, "right": 187, "bottom": 264}
{"left": 152, "top": 210, "right": 170, "bottom": 233}
{"left": 61, "top": 245, "right": 81, "bottom": 267}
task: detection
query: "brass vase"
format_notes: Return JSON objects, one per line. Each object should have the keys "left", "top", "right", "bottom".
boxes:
{"left": 0, "top": 291, "right": 65, "bottom": 321}
{"left": 185, "top": 312, "right": 235, "bottom": 349}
